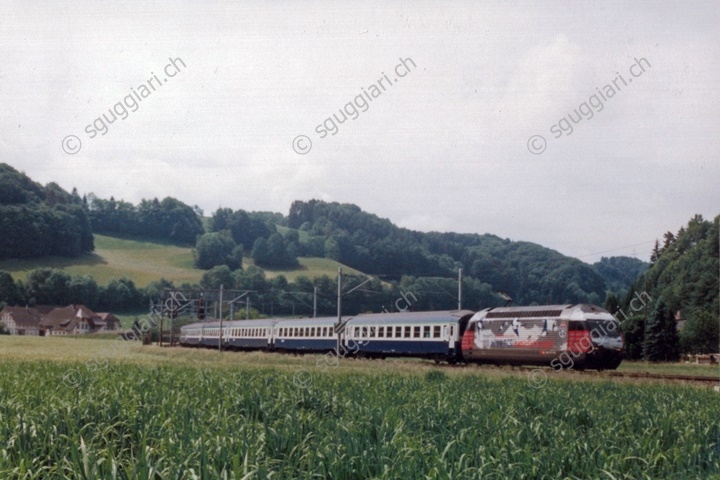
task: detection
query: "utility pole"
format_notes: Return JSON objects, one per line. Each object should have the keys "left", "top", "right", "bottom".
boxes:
{"left": 336, "top": 267, "right": 342, "bottom": 354}
{"left": 458, "top": 268, "right": 463, "bottom": 310}
{"left": 642, "top": 280, "right": 648, "bottom": 361}
{"left": 246, "top": 296, "right": 250, "bottom": 319}
{"left": 218, "top": 284, "right": 224, "bottom": 352}
{"left": 313, "top": 286, "right": 317, "bottom": 318}
{"left": 159, "top": 298, "right": 163, "bottom": 347}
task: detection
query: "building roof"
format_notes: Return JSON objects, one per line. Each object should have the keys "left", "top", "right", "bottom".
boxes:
{"left": 40, "top": 304, "right": 100, "bottom": 331}
{"left": 0, "top": 306, "right": 43, "bottom": 328}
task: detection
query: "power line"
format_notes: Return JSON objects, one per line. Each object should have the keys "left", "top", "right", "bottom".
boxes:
{"left": 576, "top": 240, "right": 656, "bottom": 259}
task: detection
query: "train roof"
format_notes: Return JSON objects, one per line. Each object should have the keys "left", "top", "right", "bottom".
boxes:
{"left": 347, "top": 310, "right": 475, "bottom": 325}
{"left": 180, "top": 318, "right": 277, "bottom": 329}
{"left": 273, "top": 317, "right": 339, "bottom": 327}
{"left": 472, "top": 304, "right": 614, "bottom": 320}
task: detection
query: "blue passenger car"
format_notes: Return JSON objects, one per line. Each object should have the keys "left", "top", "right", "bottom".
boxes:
{"left": 345, "top": 310, "right": 475, "bottom": 361}
{"left": 180, "top": 319, "right": 275, "bottom": 349}
{"left": 223, "top": 319, "right": 276, "bottom": 350}
{"left": 274, "top": 317, "right": 339, "bottom": 352}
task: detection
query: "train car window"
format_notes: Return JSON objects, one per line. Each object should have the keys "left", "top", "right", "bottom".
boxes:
{"left": 402, "top": 326, "right": 409, "bottom": 338}
{"left": 369, "top": 327, "right": 376, "bottom": 338}
{"left": 423, "top": 326, "right": 430, "bottom": 338}
{"left": 310, "top": 327, "right": 315, "bottom": 336}
{"left": 433, "top": 326, "right": 441, "bottom": 338}
{"left": 413, "top": 326, "right": 420, "bottom": 338}
{"left": 378, "top": 327, "right": 385, "bottom": 338}
{"left": 387, "top": 326, "right": 394, "bottom": 338}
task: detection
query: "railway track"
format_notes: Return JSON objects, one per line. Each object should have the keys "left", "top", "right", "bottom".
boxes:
{"left": 604, "top": 371, "right": 720, "bottom": 384}
{"left": 521, "top": 366, "right": 720, "bottom": 385}
{"left": 437, "top": 363, "right": 720, "bottom": 385}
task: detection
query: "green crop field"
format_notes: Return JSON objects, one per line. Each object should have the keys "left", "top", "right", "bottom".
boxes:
{"left": 0, "top": 336, "right": 719, "bottom": 479}
{"left": 0, "top": 234, "right": 361, "bottom": 287}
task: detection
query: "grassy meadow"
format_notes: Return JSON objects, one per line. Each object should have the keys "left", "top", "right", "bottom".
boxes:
{"left": 0, "top": 234, "right": 361, "bottom": 287}
{"left": 0, "top": 336, "right": 719, "bottom": 479}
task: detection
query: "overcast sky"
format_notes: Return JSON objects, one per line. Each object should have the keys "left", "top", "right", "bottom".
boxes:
{"left": 2, "top": 1, "right": 718, "bottom": 264}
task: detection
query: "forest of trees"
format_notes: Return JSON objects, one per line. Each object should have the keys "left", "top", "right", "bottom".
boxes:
{"left": 86, "top": 194, "right": 204, "bottom": 245}
{"left": 0, "top": 164, "right": 94, "bottom": 259}
{"left": 286, "top": 200, "right": 614, "bottom": 305}
{"left": 612, "top": 214, "right": 719, "bottom": 357}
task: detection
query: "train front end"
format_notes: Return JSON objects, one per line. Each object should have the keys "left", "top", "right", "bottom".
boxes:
{"left": 461, "top": 304, "right": 624, "bottom": 370}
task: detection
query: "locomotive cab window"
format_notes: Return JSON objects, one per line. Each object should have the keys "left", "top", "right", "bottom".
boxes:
{"left": 587, "top": 319, "right": 622, "bottom": 338}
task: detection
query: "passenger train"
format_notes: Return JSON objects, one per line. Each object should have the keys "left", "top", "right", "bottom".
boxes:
{"left": 179, "top": 304, "right": 624, "bottom": 370}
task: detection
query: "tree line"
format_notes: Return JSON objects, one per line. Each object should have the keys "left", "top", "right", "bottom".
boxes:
{"left": 86, "top": 195, "right": 204, "bottom": 245}
{"left": 0, "top": 165, "right": 93, "bottom": 259}
{"left": 606, "top": 214, "right": 719, "bottom": 359}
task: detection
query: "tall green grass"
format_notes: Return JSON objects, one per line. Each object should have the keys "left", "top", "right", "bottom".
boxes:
{"left": 0, "top": 362, "right": 718, "bottom": 479}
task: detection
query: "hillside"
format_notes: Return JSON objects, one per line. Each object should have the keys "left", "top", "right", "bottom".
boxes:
{"left": 0, "top": 234, "right": 361, "bottom": 288}
{"left": 0, "top": 164, "right": 657, "bottom": 309}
